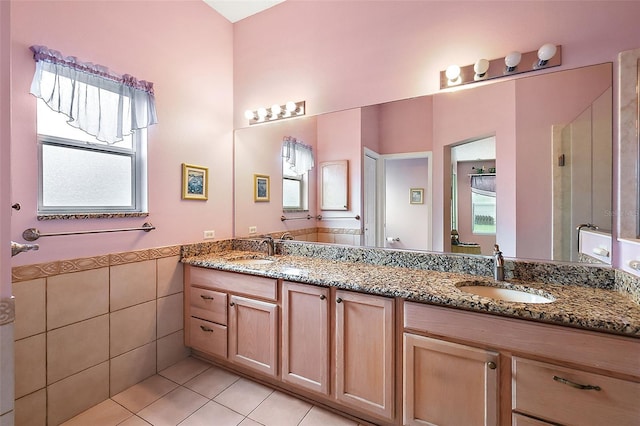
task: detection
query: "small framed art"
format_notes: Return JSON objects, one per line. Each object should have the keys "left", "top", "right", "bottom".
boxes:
{"left": 182, "top": 163, "right": 208, "bottom": 200}
{"left": 410, "top": 188, "right": 424, "bottom": 204}
{"left": 254, "top": 174, "right": 270, "bottom": 202}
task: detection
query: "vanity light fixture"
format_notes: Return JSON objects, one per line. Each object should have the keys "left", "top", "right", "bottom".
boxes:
{"left": 244, "top": 101, "right": 306, "bottom": 125}
{"left": 445, "top": 64, "right": 462, "bottom": 86}
{"left": 473, "top": 59, "right": 490, "bottom": 80}
{"left": 439, "top": 44, "right": 562, "bottom": 90}
{"left": 535, "top": 43, "right": 558, "bottom": 69}
{"left": 504, "top": 51, "right": 522, "bottom": 73}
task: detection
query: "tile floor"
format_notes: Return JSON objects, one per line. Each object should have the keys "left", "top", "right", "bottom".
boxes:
{"left": 61, "top": 357, "right": 362, "bottom": 426}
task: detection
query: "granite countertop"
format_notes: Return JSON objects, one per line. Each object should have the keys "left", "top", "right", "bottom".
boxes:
{"left": 182, "top": 250, "right": 640, "bottom": 338}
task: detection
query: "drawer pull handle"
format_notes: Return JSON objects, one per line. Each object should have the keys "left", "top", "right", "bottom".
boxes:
{"left": 229, "top": 302, "right": 235, "bottom": 307}
{"left": 200, "top": 295, "right": 214, "bottom": 300}
{"left": 336, "top": 297, "right": 343, "bottom": 303}
{"left": 200, "top": 325, "right": 214, "bottom": 333}
{"left": 487, "top": 361, "right": 497, "bottom": 370}
{"left": 553, "top": 375, "right": 601, "bottom": 391}
{"left": 320, "top": 294, "right": 326, "bottom": 300}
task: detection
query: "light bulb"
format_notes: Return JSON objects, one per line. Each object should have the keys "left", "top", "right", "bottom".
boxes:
{"left": 285, "top": 101, "right": 297, "bottom": 112}
{"left": 244, "top": 110, "right": 256, "bottom": 120}
{"left": 271, "top": 104, "right": 282, "bottom": 116}
{"left": 474, "top": 59, "right": 490, "bottom": 79}
{"left": 257, "top": 107, "right": 268, "bottom": 119}
{"left": 504, "top": 51, "right": 522, "bottom": 72}
{"left": 536, "top": 43, "right": 557, "bottom": 68}
{"left": 445, "top": 64, "right": 461, "bottom": 82}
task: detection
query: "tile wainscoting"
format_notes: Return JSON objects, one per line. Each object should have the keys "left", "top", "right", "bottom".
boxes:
{"left": 11, "top": 245, "right": 190, "bottom": 426}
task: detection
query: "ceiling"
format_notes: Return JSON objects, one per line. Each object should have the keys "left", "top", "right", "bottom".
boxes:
{"left": 203, "top": 0, "right": 285, "bottom": 23}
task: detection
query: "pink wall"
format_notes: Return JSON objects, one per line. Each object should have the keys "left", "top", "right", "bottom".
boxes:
{"left": 234, "top": 116, "right": 318, "bottom": 236}
{"left": 10, "top": 1, "right": 234, "bottom": 266}
{"left": 433, "top": 81, "right": 517, "bottom": 255}
{"left": 316, "top": 109, "right": 362, "bottom": 229}
{"left": 378, "top": 96, "right": 433, "bottom": 155}
{"left": 515, "top": 63, "right": 612, "bottom": 260}
{"left": 233, "top": 1, "right": 640, "bottom": 128}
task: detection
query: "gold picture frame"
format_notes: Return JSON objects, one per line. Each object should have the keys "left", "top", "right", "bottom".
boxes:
{"left": 254, "top": 174, "right": 270, "bottom": 202}
{"left": 182, "top": 163, "right": 208, "bottom": 200}
{"left": 410, "top": 188, "right": 424, "bottom": 204}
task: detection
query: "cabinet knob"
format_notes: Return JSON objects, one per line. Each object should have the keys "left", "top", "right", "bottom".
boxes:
{"left": 229, "top": 302, "right": 235, "bottom": 307}
{"left": 336, "top": 297, "right": 343, "bottom": 303}
{"left": 200, "top": 325, "right": 214, "bottom": 333}
{"left": 320, "top": 294, "right": 326, "bottom": 300}
{"left": 200, "top": 294, "right": 214, "bottom": 300}
{"left": 487, "top": 361, "right": 497, "bottom": 370}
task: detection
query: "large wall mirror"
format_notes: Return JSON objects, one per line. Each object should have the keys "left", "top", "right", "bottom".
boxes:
{"left": 233, "top": 62, "right": 613, "bottom": 264}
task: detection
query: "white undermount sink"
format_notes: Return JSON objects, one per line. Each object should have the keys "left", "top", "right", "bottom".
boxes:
{"left": 229, "top": 258, "right": 275, "bottom": 265}
{"left": 458, "top": 284, "right": 554, "bottom": 304}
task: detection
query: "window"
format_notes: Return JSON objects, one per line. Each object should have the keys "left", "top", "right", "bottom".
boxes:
{"left": 282, "top": 162, "right": 308, "bottom": 211}
{"left": 37, "top": 98, "right": 147, "bottom": 215}
{"left": 471, "top": 192, "right": 496, "bottom": 234}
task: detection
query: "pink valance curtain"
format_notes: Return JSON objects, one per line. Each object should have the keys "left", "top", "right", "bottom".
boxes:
{"left": 29, "top": 45, "right": 158, "bottom": 144}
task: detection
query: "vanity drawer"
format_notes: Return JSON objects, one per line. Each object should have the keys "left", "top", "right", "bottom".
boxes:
{"left": 189, "top": 317, "right": 227, "bottom": 358}
{"left": 190, "top": 287, "right": 227, "bottom": 325}
{"left": 189, "top": 266, "right": 277, "bottom": 301}
{"left": 511, "top": 413, "right": 554, "bottom": 425}
{"left": 512, "top": 357, "right": 640, "bottom": 426}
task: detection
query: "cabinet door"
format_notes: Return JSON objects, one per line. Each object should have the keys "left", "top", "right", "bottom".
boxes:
{"left": 403, "top": 333, "right": 499, "bottom": 426}
{"left": 228, "top": 295, "right": 278, "bottom": 377}
{"left": 281, "top": 282, "right": 330, "bottom": 395}
{"left": 335, "top": 290, "right": 394, "bottom": 420}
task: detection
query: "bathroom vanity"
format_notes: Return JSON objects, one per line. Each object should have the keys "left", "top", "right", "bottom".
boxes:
{"left": 182, "top": 242, "right": 640, "bottom": 426}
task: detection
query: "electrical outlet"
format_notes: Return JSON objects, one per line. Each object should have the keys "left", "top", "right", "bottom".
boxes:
{"left": 203, "top": 230, "right": 215, "bottom": 239}
{"left": 249, "top": 226, "right": 257, "bottom": 234}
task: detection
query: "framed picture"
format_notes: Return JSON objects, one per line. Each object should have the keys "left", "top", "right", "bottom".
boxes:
{"left": 182, "top": 163, "right": 208, "bottom": 200}
{"left": 254, "top": 174, "right": 270, "bottom": 202}
{"left": 410, "top": 188, "right": 424, "bottom": 204}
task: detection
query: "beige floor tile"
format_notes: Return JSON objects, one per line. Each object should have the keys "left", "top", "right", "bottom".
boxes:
{"left": 238, "top": 418, "right": 263, "bottom": 426}
{"left": 299, "top": 406, "right": 358, "bottom": 426}
{"left": 118, "top": 415, "right": 152, "bottom": 426}
{"left": 184, "top": 365, "right": 240, "bottom": 399}
{"left": 61, "top": 399, "right": 132, "bottom": 426}
{"left": 137, "top": 387, "right": 208, "bottom": 426}
{"left": 112, "top": 374, "right": 178, "bottom": 413}
{"left": 179, "top": 401, "right": 244, "bottom": 426}
{"left": 248, "top": 391, "right": 312, "bottom": 426}
{"left": 159, "top": 357, "right": 210, "bottom": 385}
{"left": 214, "top": 378, "right": 273, "bottom": 416}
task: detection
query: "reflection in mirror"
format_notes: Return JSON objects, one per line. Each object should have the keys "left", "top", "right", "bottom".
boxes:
{"left": 450, "top": 137, "right": 496, "bottom": 256}
{"left": 319, "top": 160, "right": 349, "bottom": 210}
{"left": 234, "top": 63, "right": 613, "bottom": 263}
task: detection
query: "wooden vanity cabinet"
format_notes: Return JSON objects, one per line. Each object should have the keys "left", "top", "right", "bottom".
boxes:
{"left": 228, "top": 295, "right": 278, "bottom": 377}
{"left": 404, "top": 301, "right": 640, "bottom": 426}
{"left": 403, "top": 333, "right": 499, "bottom": 426}
{"left": 184, "top": 265, "right": 279, "bottom": 376}
{"left": 281, "top": 281, "right": 330, "bottom": 395}
{"left": 335, "top": 289, "right": 395, "bottom": 421}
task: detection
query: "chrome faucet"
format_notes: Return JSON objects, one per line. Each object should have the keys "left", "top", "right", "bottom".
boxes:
{"left": 280, "top": 232, "right": 294, "bottom": 240}
{"left": 260, "top": 236, "right": 275, "bottom": 256}
{"left": 493, "top": 244, "right": 504, "bottom": 281}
